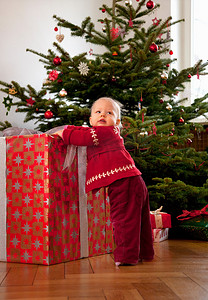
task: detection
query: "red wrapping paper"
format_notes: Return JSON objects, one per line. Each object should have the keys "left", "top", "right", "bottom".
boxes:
{"left": 2, "top": 134, "right": 114, "bottom": 265}
{"left": 150, "top": 208, "right": 171, "bottom": 229}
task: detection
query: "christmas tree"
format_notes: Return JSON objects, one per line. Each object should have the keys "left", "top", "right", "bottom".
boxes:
{"left": 1, "top": 0, "right": 208, "bottom": 225}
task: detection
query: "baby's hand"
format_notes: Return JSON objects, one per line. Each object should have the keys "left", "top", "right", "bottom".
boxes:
{"left": 53, "top": 129, "right": 64, "bottom": 138}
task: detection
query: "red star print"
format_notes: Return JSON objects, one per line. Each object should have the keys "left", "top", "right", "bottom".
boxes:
{"left": 152, "top": 17, "right": 160, "bottom": 26}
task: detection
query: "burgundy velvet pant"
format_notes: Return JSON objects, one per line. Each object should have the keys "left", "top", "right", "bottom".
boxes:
{"left": 108, "top": 175, "right": 154, "bottom": 264}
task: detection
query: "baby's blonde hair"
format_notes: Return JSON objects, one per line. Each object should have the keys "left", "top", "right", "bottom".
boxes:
{"left": 91, "top": 97, "right": 122, "bottom": 125}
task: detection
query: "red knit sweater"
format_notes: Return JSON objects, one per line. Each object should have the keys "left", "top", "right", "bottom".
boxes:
{"left": 62, "top": 125, "right": 141, "bottom": 193}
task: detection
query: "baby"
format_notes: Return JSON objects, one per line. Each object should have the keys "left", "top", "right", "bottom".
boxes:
{"left": 55, "top": 97, "right": 154, "bottom": 266}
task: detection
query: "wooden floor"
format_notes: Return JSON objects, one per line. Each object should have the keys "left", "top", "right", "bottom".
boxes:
{"left": 0, "top": 239, "right": 208, "bottom": 300}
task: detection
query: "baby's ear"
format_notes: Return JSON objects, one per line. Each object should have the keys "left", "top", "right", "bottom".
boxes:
{"left": 116, "top": 119, "right": 121, "bottom": 126}
{"left": 89, "top": 117, "right": 92, "bottom": 126}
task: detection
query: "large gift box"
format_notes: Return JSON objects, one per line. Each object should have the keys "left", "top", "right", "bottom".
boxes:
{"left": 176, "top": 205, "right": 208, "bottom": 241}
{"left": 0, "top": 133, "right": 114, "bottom": 265}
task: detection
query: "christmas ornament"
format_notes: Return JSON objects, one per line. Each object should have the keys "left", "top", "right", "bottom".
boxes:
{"left": 111, "top": 27, "right": 119, "bottom": 41}
{"left": 128, "top": 19, "right": 133, "bottom": 27}
{"left": 26, "top": 97, "right": 35, "bottom": 106}
{"left": 169, "top": 50, "right": 173, "bottom": 55}
{"left": 152, "top": 17, "right": 160, "bottom": 26}
{"left": 3, "top": 95, "right": 13, "bottom": 112}
{"left": 161, "top": 72, "right": 168, "bottom": 80}
{"left": 179, "top": 117, "right": 184, "bottom": 123}
{"left": 152, "top": 123, "right": 157, "bottom": 135}
{"left": 54, "top": 27, "right": 58, "bottom": 32}
{"left": 59, "top": 88, "right": 67, "bottom": 97}
{"left": 48, "top": 70, "right": 59, "bottom": 81}
{"left": 102, "top": 26, "right": 106, "bottom": 32}
{"left": 9, "top": 88, "right": 17, "bottom": 95}
{"left": 149, "top": 43, "right": 158, "bottom": 53}
{"left": 169, "top": 132, "right": 174, "bottom": 136}
{"left": 101, "top": 8, "right": 106, "bottom": 13}
{"left": 56, "top": 34, "right": 64, "bottom": 43}
{"left": 188, "top": 73, "right": 192, "bottom": 78}
{"left": 159, "top": 99, "right": 164, "bottom": 104}
{"left": 78, "top": 62, "right": 89, "bottom": 76}
{"left": 173, "top": 142, "right": 178, "bottom": 147}
{"left": 166, "top": 103, "right": 172, "bottom": 111}
{"left": 187, "top": 138, "right": 192, "bottom": 145}
{"left": 44, "top": 110, "right": 53, "bottom": 119}
{"left": 166, "top": 64, "right": 170, "bottom": 67}
{"left": 112, "top": 51, "right": 118, "bottom": 56}
{"left": 146, "top": 0, "right": 155, "bottom": 9}
{"left": 53, "top": 56, "right": 62, "bottom": 66}
{"left": 89, "top": 48, "right": 93, "bottom": 55}
{"left": 112, "top": 76, "right": 116, "bottom": 82}
{"left": 57, "top": 79, "right": 63, "bottom": 83}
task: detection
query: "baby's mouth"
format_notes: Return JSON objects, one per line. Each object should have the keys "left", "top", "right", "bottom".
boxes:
{"left": 98, "top": 119, "right": 106, "bottom": 123}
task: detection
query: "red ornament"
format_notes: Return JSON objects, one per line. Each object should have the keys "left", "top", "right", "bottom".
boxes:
{"left": 169, "top": 50, "right": 173, "bottom": 55}
{"left": 146, "top": 0, "right": 155, "bottom": 9}
{"left": 102, "top": 8, "right": 106, "bottom": 13}
{"left": 54, "top": 27, "right": 58, "bottom": 32}
{"left": 188, "top": 73, "right": 192, "bottom": 78}
{"left": 26, "top": 97, "right": 35, "bottom": 106}
{"left": 48, "top": 70, "right": 59, "bottom": 81}
{"left": 136, "top": 0, "right": 140, "bottom": 1}
{"left": 159, "top": 99, "right": 164, "bottom": 104}
{"left": 166, "top": 64, "right": 170, "bottom": 67}
{"left": 149, "top": 43, "right": 158, "bottom": 53}
{"left": 173, "top": 142, "right": 178, "bottom": 147}
{"left": 179, "top": 117, "right": 184, "bottom": 123}
{"left": 112, "top": 51, "right": 118, "bottom": 56}
{"left": 112, "top": 76, "right": 116, "bottom": 82}
{"left": 53, "top": 56, "right": 62, "bottom": 66}
{"left": 169, "top": 132, "right": 174, "bottom": 136}
{"left": 44, "top": 110, "right": 53, "bottom": 119}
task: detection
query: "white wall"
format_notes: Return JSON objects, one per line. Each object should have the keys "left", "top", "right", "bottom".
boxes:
{"left": 0, "top": 0, "right": 170, "bottom": 130}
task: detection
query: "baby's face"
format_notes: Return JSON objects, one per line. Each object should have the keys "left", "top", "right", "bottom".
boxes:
{"left": 90, "top": 99, "right": 120, "bottom": 127}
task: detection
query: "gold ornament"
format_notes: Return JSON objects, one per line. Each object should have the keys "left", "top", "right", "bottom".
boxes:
{"left": 59, "top": 88, "right": 67, "bottom": 97}
{"left": 56, "top": 34, "right": 64, "bottom": 43}
{"left": 9, "top": 88, "right": 17, "bottom": 95}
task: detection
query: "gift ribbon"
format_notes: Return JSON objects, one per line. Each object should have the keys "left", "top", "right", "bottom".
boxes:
{"left": 150, "top": 206, "right": 164, "bottom": 229}
{"left": 0, "top": 138, "right": 7, "bottom": 261}
{"left": 77, "top": 147, "right": 89, "bottom": 258}
{"left": 177, "top": 204, "right": 208, "bottom": 221}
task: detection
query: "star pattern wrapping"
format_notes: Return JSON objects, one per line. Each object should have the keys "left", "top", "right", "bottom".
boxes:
{"left": 4, "top": 134, "right": 114, "bottom": 265}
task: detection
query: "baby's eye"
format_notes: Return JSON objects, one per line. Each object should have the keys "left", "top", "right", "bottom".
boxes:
{"left": 107, "top": 111, "right": 112, "bottom": 114}
{"left": 96, "top": 111, "right": 101, "bottom": 113}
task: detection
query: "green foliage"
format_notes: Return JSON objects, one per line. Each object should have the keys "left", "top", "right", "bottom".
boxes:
{"left": 148, "top": 177, "right": 208, "bottom": 224}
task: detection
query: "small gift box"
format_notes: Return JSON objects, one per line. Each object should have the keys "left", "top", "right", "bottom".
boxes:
{"left": 152, "top": 228, "right": 169, "bottom": 243}
{"left": 176, "top": 205, "right": 208, "bottom": 241}
{"left": 150, "top": 206, "right": 171, "bottom": 229}
{"left": 0, "top": 130, "right": 114, "bottom": 265}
